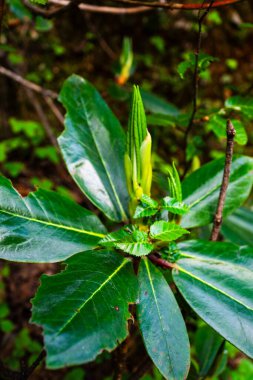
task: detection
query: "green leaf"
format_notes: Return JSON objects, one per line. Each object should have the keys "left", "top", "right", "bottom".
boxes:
{"left": 150, "top": 221, "right": 189, "bottom": 241}
{"left": 140, "top": 89, "right": 180, "bottom": 117}
{"left": 161, "top": 197, "right": 189, "bottom": 215}
{"left": 222, "top": 208, "right": 253, "bottom": 247}
{"left": 181, "top": 156, "right": 253, "bottom": 228}
{"left": 30, "top": 0, "right": 48, "bottom": 5}
{"left": 100, "top": 227, "right": 154, "bottom": 256}
{"left": 207, "top": 115, "right": 248, "bottom": 145}
{"left": 195, "top": 324, "right": 224, "bottom": 378}
{"left": 0, "top": 176, "right": 106, "bottom": 263}
{"left": 225, "top": 96, "right": 253, "bottom": 119}
{"left": 177, "top": 60, "right": 192, "bottom": 79}
{"left": 116, "top": 230, "right": 154, "bottom": 256}
{"left": 99, "top": 228, "right": 131, "bottom": 248}
{"left": 178, "top": 53, "right": 218, "bottom": 79}
{"left": 173, "top": 240, "right": 253, "bottom": 358}
{"left": 58, "top": 75, "right": 129, "bottom": 222}
{"left": 35, "top": 16, "right": 53, "bottom": 32}
{"left": 146, "top": 113, "right": 176, "bottom": 128}
{"left": 137, "top": 258, "right": 190, "bottom": 380}
{"left": 31, "top": 250, "right": 138, "bottom": 368}
{"left": 134, "top": 194, "right": 159, "bottom": 218}
{"left": 167, "top": 162, "right": 182, "bottom": 202}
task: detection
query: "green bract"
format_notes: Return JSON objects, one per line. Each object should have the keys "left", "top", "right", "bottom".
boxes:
{"left": 125, "top": 85, "right": 152, "bottom": 214}
{"left": 1, "top": 76, "right": 253, "bottom": 379}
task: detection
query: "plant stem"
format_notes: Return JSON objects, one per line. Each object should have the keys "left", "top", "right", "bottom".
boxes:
{"left": 148, "top": 254, "right": 177, "bottom": 269}
{"left": 0, "top": 65, "right": 58, "bottom": 99}
{"left": 0, "top": 350, "right": 46, "bottom": 380}
{"left": 210, "top": 120, "right": 236, "bottom": 241}
{"left": 182, "top": 0, "right": 214, "bottom": 177}
{"left": 103, "top": 0, "right": 244, "bottom": 11}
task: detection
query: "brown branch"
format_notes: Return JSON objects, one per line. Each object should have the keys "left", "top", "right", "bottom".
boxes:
{"left": 25, "top": 88, "right": 59, "bottom": 150}
{"left": 0, "top": 65, "right": 58, "bottom": 99}
{"left": 148, "top": 254, "right": 177, "bottom": 269}
{"left": 0, "top": 65, "right": 64, "bottom": 126}
{"left": 23, "top": 350, "right": 46, "bottom": 379}
{"left": 210, "top": 120, "right": 236, "bottom": 241}
{"left": 182, "top": 0, "right": 214, "bottom": 178}
{"left": 49, "top": 0, "right": 152, "bottom": 14}
{"left": 0, "top": 350, "right": 46, "bottom": 380}
{"left": 23, "top": 0, "right": 245, "bottom": 18}
{"left": 23, "top": 0, "right": 79, "bottom": 18}
{"left": 44, "top": 96, "right": 64, "bottom": 125}
{"left": 102, "top": 0, "right": 245, "bottom": 11}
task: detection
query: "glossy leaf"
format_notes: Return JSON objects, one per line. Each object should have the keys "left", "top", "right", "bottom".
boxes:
{"left": 134, "top": 194, "right": 158, "bottom": 219}
{"left": 100, "top": 228, "right": 154, "bottom": 256}
{"left": 0, "top": 176, "right": 106, "bottom": 263}
{"left": 161, "top": 197, "right": 189, "bottom": 215}
{"left": 195, "top": 324, "right": 224, "bottom": 377}
{"left": 115, "top": 230, "right": 154, "bottom": 256}
{"left": 137, "top": 258, "right": 190, "bottom": 380}
{"left": 167, "top": 162, "right": 182, "bottom": 202}
{"left": 140, "top": 89, "right": 180, "bottom": 117}
{"left": 32, "top": 250, "right": 138, "bottom": 368}
{"left": 173, "top": 240, "right": 253, "bottom": 358}
{"left": 207, "top": 114, "right": 248, "bottom": 145}
{"left": 181, "top": 156, "right": 253, "bottom": 228}
{"left": 225, "top": 96, "right": 253, "bottom": 119}
{"left": 222, "top": 207, "right": 253, "bottom": 247}
{"left": 58, "top": 75, "right": 129, "bottom": 222}
{"left": 146, "top": 113, "right": 176, "bottom": 128}
{"left": 150, "top": 221, "right": 189, "bottom": 241}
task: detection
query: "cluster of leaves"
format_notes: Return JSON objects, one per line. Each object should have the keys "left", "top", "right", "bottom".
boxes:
{"left": 0, "top": 118, "right": 59, "bottom": 177}
{"left": 0, "top": 76, "right": 253, "bottom": 379}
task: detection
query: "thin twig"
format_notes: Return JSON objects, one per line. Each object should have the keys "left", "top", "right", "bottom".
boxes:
{"left": 44, "top": 96, "right": 64, "bottom": 125}
{"left": 182, "top": 0, "right": 214, "bottom": 177}
{"left": 0, "top": 350, "right": 46, "bottom": 380}
{"left": 210, "top": 120, "right": 236, "bottom": 241}
{"left": 25, "top": 88, "right": 59, "bottom": 150}
{"left": 0, "top": 65, "right": 58, "bottom": 99}
{"left": 23, "top": 0, "right": 245, "bottom": 18}
{"left": 23, "top": 350, "right": 46, "bottom": 379}
{"left": 23, "top": 0, "right": 80, "bottom": 18}
{"left": 0, "top": 65, "right": 64, "bottom": 126}
{"left": 148, "top": 254, "right": 177, "bottom": 269}
{"left": 50, "top": 0, "right": 152, "bottom": 14}
{"left": 102, "top": 0, "right": 244, "bottom": 10}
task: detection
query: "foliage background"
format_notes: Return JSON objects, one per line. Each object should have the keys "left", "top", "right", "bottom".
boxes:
{"left": 0, "top": 0, "right": 253, "bottom": 378}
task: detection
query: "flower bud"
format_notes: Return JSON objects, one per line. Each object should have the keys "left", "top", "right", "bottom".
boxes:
{"left": 125, "top": 85, "right": 153, "bottom": 215}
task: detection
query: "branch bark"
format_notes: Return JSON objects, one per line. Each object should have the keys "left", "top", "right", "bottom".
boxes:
{"left": 50, "top": 0, "right": 152, "bottom": 14}
{"left": 182, "top": 0, "right": 214, "bottom": 178}
{"left": 148, "top": 254, "right": 177, "bottom": 269}
{"left": 25, "top": 88, "right": 59, "bottom": 150}
{"left": 210, "top": 120, "right": 236, "bottom": 241}
{"left": 23, "top": 0, "right": 245, "bottom": 18}
{"left": 0, "top": 350, "right": 46, "bottom": 380}
{"left": 102, "top": 0, "right": 245, "bottom": 11}
{"left": 0, "top": 65, "right": 58, "bottom": 99}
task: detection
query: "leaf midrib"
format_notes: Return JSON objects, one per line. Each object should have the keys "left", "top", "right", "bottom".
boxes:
{"left": 144, "top": 259, "right": 175, "bottom": 379}
{"left": 0, "top": 208, "right": 105, "bottom": 238}
{"left": 55, "top": 258, "right": 129, "bottom": 336}
{"left": 179, "top": 253, "right": 253, "bottom": 273}
{"left": 176, "top": 265, "right": 253, "bottom": 311}
{"left": 80, "top": 96, "right": 128, "bottom": 221}
{"left": 186, "top": 182, "right": 221, "bottom": 208}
